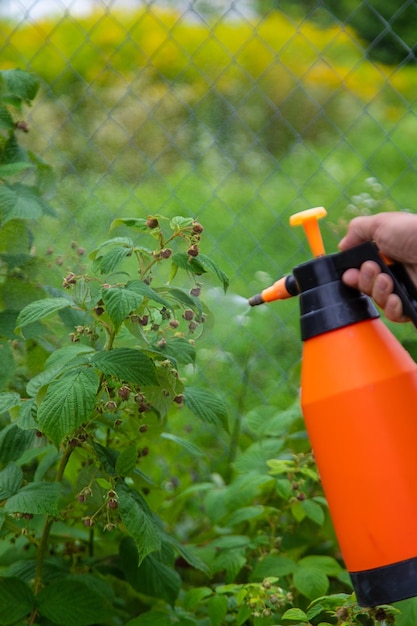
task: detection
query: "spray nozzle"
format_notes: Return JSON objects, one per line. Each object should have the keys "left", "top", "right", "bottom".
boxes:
{"left": 248, "top": 207, "right": 327, "bottom": 306}
{"left": 248, "top": 208, "right": 417, "bottom": 329}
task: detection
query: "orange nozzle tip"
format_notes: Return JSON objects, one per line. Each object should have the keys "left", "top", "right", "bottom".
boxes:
{"left": 289, "top": 207, "right": 327, "bottom": 226}
{"left": 261, "top": 277, "right": 293, "bottom": 302}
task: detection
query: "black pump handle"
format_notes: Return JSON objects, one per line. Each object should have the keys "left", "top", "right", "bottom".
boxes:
{"left": 333, "top": 241, "right": 417, "bottom": 328}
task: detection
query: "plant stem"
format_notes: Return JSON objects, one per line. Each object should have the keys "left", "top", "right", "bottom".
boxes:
{"left": 34, "top": 444, "right": 74, "bottom": 593}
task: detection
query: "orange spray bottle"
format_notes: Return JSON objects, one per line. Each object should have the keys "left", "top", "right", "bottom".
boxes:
{"left": 249, "top": 207, "right": 417, "bottom": 607}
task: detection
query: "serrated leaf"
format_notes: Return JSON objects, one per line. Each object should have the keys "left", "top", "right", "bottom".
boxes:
{"left": 127, "top": 280, "right": 172, "bottom": 309}
{"left": 293, "top": 567, "right": 329, "bottom": 599}
{"left": 196, "top": 254, "right": 229, "bottom": 292}
{"left": 0, "top": 392, "right": 21, "bottom": 414}
{"left": 0, "top": 463, "right": 23, "bottom": 499}
{"left": 301, "top": 499, "right": 325, "bottom": 526}
{"left": 183, "top": 587, "right": 213, "bottom": 611}
{"left": 0, "top": 162, "right": 32, "bottom": 177}
{"left": 281, "top": 607, "right": 309, "bottom": 622}
{"left": 37, "top": 368, "right": 99, "bottom": 445}
{"left": 91, "top": 348, "right": 157, "bottom": 386}
{"left": 120, "top": 537, "right": 180, "bottom": 606}
{"left": 0, "top": 425, "right": 35, "bottom": 466}
{"left": 15, "top": 297, "right": 72, "bottom": 331}
{"left": 0, "top": 576, "right": 35, "bottom": 625}
{"left": 118, "top": 487, "right": 162, "bottom": 565}
{"left": 37, "top": 577, "right": 112, "bottom": 626}
{"left": 1, "top": 69, "right": 39, "bottom": 102}
{"left": 93, "top": 246, "right": 133, "bottom": 274}
{"left": 5, "top": 481, "right": 60, "bottom": 515}
{"left": 160, "top": 432, "right": 203, "bottom": 456}
{"left": 101, "top": 286, "right": 143, "bottom": 328}
{"left": 170, "top": 216, "right": 195, "bottom": 230}
{"left": 110, "top": 217, "right": 149, "bottom": 231}
{"left": 233, "top": 439, "right": 285, "bottom": 474}
{"left": 171, "top": 252, "right": 207, "bottom": 276}
{"left": 163, "top": 337, "right": 196, "bottom": 365}
{"left": 184, "top": 387, "right": 228, "bottom": 429}
{"left": 298, "top": 555, "right": 343, "bottom": 576}
{"left": 208, "top": 594, "right": 228, "bottom": 626}
{"left": 250, "top": 555, "right": 297, "bottom": 581}
{"left": 167, "top": 287, "right": 203, "bottom": 316}
{"left": 116, "top": 445, "right": 137, "bottom": 477}
{"left": 0, "top": 106, "right": 14, "bottom": 131}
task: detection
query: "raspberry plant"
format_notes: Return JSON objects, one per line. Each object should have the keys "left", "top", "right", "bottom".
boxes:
{"left": 0, "top": 69, "right": 407, "bottom": 626}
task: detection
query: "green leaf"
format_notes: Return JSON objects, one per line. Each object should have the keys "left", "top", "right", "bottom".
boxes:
{"left": 91, "top": 348, "right": 157, "bottom": 386}
{"left": 0, "top": 425, "right": 35, "bottom": 466}
{"left": 301, "top": 499, "right": 325, "bottom": 526}
{"left": 0, "top": 392, "right": 20, "bottom": 414}
{"left": 298, "top": 555, "right": 343, "bottom": 577}
{"left": 37, "top": 368, "right": 99, "bottom": 445}
{"left": 5, "top": 481, "right": 60, "bottom": 515}
{"left": 281, "top": 607, "right": 309, "bottom": 622}
{"left": 184, "top": 387, "right": 228, "bottom": 429}
{"left": 110, "top": 217, "right": 149, "bottom": 232}
{"left": 250, "top": 555, "right": 297, "bottom": 581}
{"left": 125, "top": 611, "right": 172, "bottom": 626}
{"left": 170, "top": 216, "right": 195, "bottom": 230}
{"left": 127, "top": 280, "right": 172, "bottom": 309}
{"left": 293, "top": 567, "right": 329, "bottom": 599}
{"left": 1, "top": 183, "right": 50, "bottom": 224}
{"left": 116, "top": 445, "right": 137, "bottom": 477}
{"left": 233, "top": 439, "right": 285, "bottom": 474}
{"left": 0, "top": 463, "right": 23, "bottom": 500}
{"left": 1, "top": 69, "right": 39, "bottom": 102}
{"left": 183, "top": 587, "right": 213, "bottom": 611}
{"left": 0, "top": 106, "right": 14, "bottom": 131}
{"left": 208, "top": 595, "right": 228, "bottom": 626}
{"left": 160, "top": 432, "right": 204, "bottom": 456}
{"left": 101, "top": 286, "right": 143, "bottom": 328}
{"left": 15, "top": 297, "right": 72, "bottom": 332}
{"left": 167, "top": 286, "right": 203, "bottom": 316}
{"left": 37, "top": 577, "right": 113, "bottom": 626}
{"left": 0, "top": 163, "right": 33, "bottom": 177}
{"left": 196, "top": 254, "right": 229, "bottom": 292}
{"left": 93, "top": 246, "right": 133, "bottom": 274}
{"left": 163, "top": 337, "right": 196, "bottom": 365}
{"left": 118, "top": 487, "right": 162, "bottom": 564}
{"left": 0, "top": 577, "right": 35, "bottom": 625}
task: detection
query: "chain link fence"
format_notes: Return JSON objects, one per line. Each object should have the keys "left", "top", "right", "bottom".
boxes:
{"left": 2, "top": 0, "right": 417, "bottom": 414}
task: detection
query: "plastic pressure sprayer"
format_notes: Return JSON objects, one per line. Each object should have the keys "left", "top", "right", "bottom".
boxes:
{"left": 249, "top": 207, "right": 417, "bottom": 607}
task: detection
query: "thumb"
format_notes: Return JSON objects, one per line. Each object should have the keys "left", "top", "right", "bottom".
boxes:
{"left": 338, "top": 216, "right": 380, "bottom": 250}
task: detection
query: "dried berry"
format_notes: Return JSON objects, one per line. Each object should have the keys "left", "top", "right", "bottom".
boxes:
{"left": 146, "top": 217, "right": 159, "bottom": 229}
{"left": 117, "top": 385, "right": 131, "bottom": 400}
{"left": 187, "top": 244, "right": 199, "bottom": 257}
{"left": 192, "top": 222, "right": 203, "bottom": 234}
{"left": 161, "top": 248, "right": 172, "bottom": 259}
{"left": 169, "top": 319, "right": 179, "bottom": 329}
{"left": 183, "top": 309, "right": 194, "bottom": 321}
{"left": 190, "top": 286, "right": 201, "bottom": 297}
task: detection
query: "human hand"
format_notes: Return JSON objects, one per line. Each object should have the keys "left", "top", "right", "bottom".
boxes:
{"left": 338, "top": 212, "right": 417, "bottom": 322}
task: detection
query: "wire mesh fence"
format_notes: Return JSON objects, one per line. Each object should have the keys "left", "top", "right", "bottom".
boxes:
{"left": 2, "top": 0, "right": 417, "bottom": 412}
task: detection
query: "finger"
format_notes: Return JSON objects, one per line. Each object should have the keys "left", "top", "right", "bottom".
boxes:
{"left": 384, "top": 293, "right": 407, "bottom": 323}
{"left": 356, "top": 261, "right": 382, "bottom": 295}
{"left": 370, "top": 272, "right": 394, "bottom": 309}
{"left": 341, "top": 267, "right": 360, "bottom": 288}
{"left": 338, "top": 216, "right": 380, "bottom": 250}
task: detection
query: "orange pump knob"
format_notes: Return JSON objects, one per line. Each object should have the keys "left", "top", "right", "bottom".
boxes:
{"left": 290, "top": 207, "right": 327, "bottom": 257}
